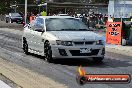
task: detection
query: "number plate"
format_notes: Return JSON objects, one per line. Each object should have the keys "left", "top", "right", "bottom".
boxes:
{"left": 80, "top": 48, "right": 91, "bottom": 53}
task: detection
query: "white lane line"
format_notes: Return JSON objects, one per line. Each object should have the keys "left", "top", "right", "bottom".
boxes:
{"left": 0, "top": 80, "right": 12, "bottom": 88}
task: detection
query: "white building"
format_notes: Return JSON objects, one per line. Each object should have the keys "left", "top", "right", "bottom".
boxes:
{"left": 108, "top": 0, "right": 132, "bottom": 21}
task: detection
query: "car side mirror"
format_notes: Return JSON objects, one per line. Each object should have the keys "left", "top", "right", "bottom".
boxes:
{"left": 35, "top": 28, "right": 44, "bottom": 32}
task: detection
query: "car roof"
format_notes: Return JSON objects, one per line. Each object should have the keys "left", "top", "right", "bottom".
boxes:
{"left": 38, "top": 16, "right": 74, "bottom": 19}
{"left": 9, "top": 13, "right": 19, "bottom": 14}
{"left": 57, "top": 14, "right": 69, "bottom": 16}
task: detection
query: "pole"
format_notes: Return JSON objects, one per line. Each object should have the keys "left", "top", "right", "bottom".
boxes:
{"left": 25, "top": 0, "right": 27, "bottom": 24}
{"left": 15, "top": 7, "right": 16, "bottom": 13}
{"left": 39, "top": 6, "right": 40, "bottom": 13}
{"left": 124, "top": 0, "right": 125, "bottom": 18}
{"left": 46, "top": 4, "right": 47, "bottom": 16}
{"left": 65, "top": 8, "right": 66, "bottom": 14}
{"left": 122, "top": 0, "right": 125, "bottom": 21}
{"left": 14, "top": 4, "right": 16, "bottom": 13}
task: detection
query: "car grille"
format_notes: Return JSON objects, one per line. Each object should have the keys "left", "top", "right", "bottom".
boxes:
{"left": 74, "top": 42, "right": 84, "bottom": 45}
{"left": 85, "top": 41, "right": 94, "bottom": 45}
{"left": 69, "top": 49, "right": 100, "bottom": 56}
{"left": 74, "top": 41, "right": 95, "bottom": 45}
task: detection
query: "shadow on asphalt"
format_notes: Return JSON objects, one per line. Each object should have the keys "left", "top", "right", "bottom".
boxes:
{"left": 51, "top": 58, "right": 132, "bottom": 68}
{"left": 52, "top": 58, "right": 104, "bottom": 67}
{"left": 103, "top": 58, "right": 132, "bottom": 68}
{"left": 28, "top": 53, "right": 132, "bottom": 68}
{"left": 28, "top": 53, "right": 105, "bottom": 67}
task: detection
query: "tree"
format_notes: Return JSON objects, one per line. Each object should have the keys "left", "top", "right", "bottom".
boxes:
{"left": 0, "top": 0, "right": 108, "bottom": 14}
{"left": 0, "top": 0, "right": 38, "bottom": 14}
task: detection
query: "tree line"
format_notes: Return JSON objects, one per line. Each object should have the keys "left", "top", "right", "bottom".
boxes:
{"left": 0, "top": 0, "right": 108, "bottom": 14}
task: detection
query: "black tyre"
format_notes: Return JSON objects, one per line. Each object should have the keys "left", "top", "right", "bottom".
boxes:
{"left": 93, "top": 57, "right": 104, "bottom": 62}
{"left": 44, "top": 41, "right": 53, "bottom": 62}
{"left": 6, "top": 20, "right": 8, "bottom": 23}
{"left": 23, "top": 39, "right": 29, "bottom": 54}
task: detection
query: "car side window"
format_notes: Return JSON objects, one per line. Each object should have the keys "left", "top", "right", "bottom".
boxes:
{"left": 34, "top": 18, "right": 44, "bottom": 30}
{"left": 36, "top": 18, "right": 44, "bottom": 25}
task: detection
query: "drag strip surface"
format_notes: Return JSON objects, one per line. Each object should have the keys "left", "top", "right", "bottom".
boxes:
{"left": 0, "top": 28, "right": 132, "bottom": 88}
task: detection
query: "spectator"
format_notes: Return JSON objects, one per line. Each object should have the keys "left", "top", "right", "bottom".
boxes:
{"left": 82, "top": 14, "right": 87, "bottom": 24}
{"left": 41, "top": 11, "right": 47, "bottom": 16}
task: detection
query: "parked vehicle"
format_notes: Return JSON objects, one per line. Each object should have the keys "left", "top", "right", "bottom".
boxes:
{"left": 57, "top": 14, "right": 69, "bottom": 16}
{"left": 22, "top": 16, "right": 105, "bottom": 62}
{"left": 6, "top": 13, "right": 23, "bottom": 24}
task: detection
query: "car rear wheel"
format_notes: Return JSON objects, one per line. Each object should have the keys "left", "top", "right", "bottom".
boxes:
{"left": 23, "top": 39, "right": 29, "bottom": 54}
{"left": 44, "top": 41, "right": 53, "bottom": 62}
{"left": 93, "top": 57, "right": 104, "bottom": 62}
{"left": 6, "top": 20, "right": 8, "bottom": 23}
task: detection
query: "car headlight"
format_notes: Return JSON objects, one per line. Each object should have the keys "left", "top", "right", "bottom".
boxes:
{"left": 56, "top": 40, "right": 73, "bottom": 46}
{"left": 96, "top": 40, "right": 103, "bottom": 45}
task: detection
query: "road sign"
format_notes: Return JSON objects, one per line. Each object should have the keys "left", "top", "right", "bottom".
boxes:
{"left": 106, "top": 22, "right": 122, "bottom": 45}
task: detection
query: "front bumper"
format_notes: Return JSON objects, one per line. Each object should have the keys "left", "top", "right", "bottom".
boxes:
{"left": 11, "top": 18, "right": 23, "bottom": 23}
{"left": 51, "top": 45, "right": 105, "bottom": 59}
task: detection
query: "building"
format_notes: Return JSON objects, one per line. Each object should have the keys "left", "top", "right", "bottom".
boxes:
{"left": 108, "top": 0, "right": 132, "bottom": 21}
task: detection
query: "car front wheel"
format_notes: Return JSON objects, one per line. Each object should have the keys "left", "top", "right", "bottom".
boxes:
{"left": 6, "top": 19, "right": 8, "bottom": 23}
{"left": 23, "top": 39, "right": 29, "bottom": 54}
{"left": 44, "top": 41, "right": 53, "bottom": 62}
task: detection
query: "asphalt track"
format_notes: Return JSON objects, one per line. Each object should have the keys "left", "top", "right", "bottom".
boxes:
{"left": 0, "top": 22, "right": 132, "bottom": 88}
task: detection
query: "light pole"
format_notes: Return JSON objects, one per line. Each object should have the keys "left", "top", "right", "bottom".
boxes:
{"left": 123, "top": 0, "right": 125, "bottom": 18}
{"left": 25, "top": 0, "right": 27, "bottom": 24}
{"left": 121, "top": 0, "right": 125, "bottom": 22}
{"left": 44, "top": 3, "right": 47, "bottom": 15}
{"left": 14, "top": 1, "right": 17, "bottom": 13}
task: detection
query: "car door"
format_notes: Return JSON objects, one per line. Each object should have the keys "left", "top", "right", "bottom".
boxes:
{"left": 25, "top": 20, "right": 36, "bottom": 50}
{"left": 31, "top": 18, "right": 45, "bottom": 55}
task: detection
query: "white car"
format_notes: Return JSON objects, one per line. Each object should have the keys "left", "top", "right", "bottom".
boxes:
{"left": 22, "top": 16, "right": 105, "bottom": 62}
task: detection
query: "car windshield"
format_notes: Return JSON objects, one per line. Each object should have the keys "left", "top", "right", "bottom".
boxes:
{"left": 45, "top": 18, "right": 89, "bottom": 31}
{"left": 11, "top": 13, "right": 21, "bottom": 17}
